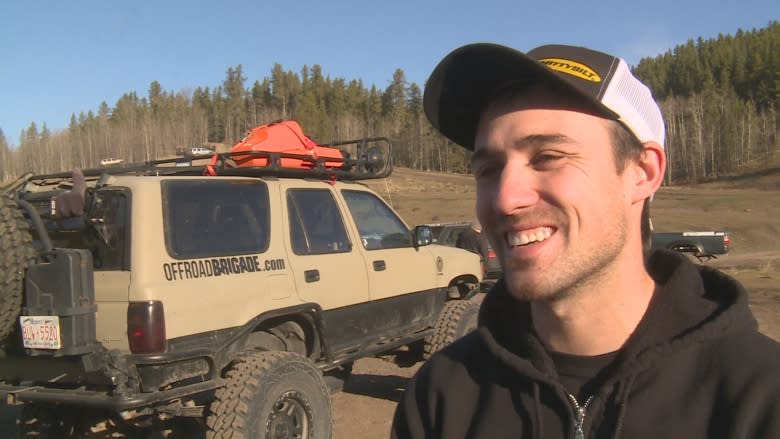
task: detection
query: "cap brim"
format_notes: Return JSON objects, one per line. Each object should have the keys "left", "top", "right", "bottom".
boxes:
{"left": 423, "top": 43, "right": 613, "bottom": 150}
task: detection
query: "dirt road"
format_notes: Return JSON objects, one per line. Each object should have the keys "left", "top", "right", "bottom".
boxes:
{"left": 332, "top": 358, "right": 420, "bottom": 438}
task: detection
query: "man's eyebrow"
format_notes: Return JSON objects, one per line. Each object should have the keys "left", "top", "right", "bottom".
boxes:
{"left": 471, "top": 134, "right": 574, "bottom": 163}
{"left": 515, "top": 134, "right": 573, "bottom": 148}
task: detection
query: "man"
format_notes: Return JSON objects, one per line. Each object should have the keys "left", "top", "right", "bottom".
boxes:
{"left": 456, "top": 219, "right": 489, "bottom": 263}
{"left": 392, "top": 43, "right": 780, "bottom": 438}
{"left": 456, "top": 219, "right": 491, "bottom": 277}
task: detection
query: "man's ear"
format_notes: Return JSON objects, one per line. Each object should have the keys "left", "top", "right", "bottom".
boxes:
{"left": 631, "top": 141, "right": 666, "bottom": 203}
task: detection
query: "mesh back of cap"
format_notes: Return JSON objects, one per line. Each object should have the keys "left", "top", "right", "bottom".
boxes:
{"left": 601, "top": 60, "right": 665, "bottom": 147}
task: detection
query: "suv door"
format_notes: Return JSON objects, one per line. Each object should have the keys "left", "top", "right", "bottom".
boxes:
{"left": 284, "top": 186, "right": 371, "bottom": 355}
{"left": 341, "top": 189, "right": 439, "bottom": 334}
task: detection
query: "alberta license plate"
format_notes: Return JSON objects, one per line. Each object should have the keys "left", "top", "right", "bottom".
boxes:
{"left": 19, "top": 316, "right": 61, "bottom": 349}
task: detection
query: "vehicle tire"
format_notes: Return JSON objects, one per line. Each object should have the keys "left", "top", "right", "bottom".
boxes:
{"left": 0, "top": 195, "right": 37, "bottom": 346}
{"left": 18, "top": 404, "right": 77, "bottom": 438}
{"left": 424, "top": 300, "right": 480, "bottom": 360}
{"left": 687, "top": 251, "right": 707, "bottom": 264}
{"left": 206, "top": 351, "right": 333, "bottom": 439}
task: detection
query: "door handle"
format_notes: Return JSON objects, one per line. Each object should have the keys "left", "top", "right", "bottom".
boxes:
{"left": 373, "top": 260, "right": 386, "bottom": 271}
{"left": 304, "top": 270, "right": 320, "bottom": 283}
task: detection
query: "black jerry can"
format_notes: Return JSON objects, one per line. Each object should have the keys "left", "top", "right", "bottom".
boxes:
{"left": 22, "top": 248, "right": 100, "bottom": 356}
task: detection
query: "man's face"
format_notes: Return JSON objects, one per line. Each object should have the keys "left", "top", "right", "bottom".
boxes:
{"left": 472, "top": 86, "right": 636, "bottom": 302}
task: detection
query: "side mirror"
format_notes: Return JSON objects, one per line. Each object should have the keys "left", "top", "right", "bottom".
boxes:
{"left": 413, "top": 225, "right": 433, "bottom": 248}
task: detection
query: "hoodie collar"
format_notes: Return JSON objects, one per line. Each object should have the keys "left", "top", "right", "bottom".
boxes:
{"left": 477, "top": 249, "right": 756, "bottom": 378}
{"left": 615, "top": 250, "right": 756, "bottom": 373}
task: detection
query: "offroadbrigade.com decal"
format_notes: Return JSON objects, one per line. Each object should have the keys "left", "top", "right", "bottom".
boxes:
{"left": 539, "top": 57, "right": 602, "bottom": 82}
{"left": 163, "top": 255, "right": 286, "bottom": 281}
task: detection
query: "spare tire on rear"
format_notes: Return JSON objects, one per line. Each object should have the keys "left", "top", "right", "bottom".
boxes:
{"left": 0, "top": 195, "right": 37, "bottom": 346}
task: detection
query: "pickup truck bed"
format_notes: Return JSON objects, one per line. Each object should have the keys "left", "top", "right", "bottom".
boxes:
{"left": 651, "top": 231, "right": 730, "bottom": 262}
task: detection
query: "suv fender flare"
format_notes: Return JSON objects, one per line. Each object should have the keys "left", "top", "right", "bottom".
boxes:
{"left": 448, "top": 275, "right": 481, "bottom": 300}
{"left": 214, "top": 303, "right": 332, "bottom": 369}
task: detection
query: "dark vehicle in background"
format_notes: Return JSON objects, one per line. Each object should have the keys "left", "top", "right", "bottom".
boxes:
{"left": 428, "top": 222, "right": 502, "bottom": 281}
{"left": 651, "top": 230, "right": 730, "bottom": 262}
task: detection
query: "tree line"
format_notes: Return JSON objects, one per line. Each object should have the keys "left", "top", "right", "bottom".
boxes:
{"left": 1, "top": 21, "right": 777, "bottom": 185}
{"left": 634, "top": 21, "right": 778, "bottom": 183}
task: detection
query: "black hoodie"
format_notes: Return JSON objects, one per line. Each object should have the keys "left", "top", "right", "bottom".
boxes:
{"left": 392, "top": 250, "right": 780, "bottom": 438}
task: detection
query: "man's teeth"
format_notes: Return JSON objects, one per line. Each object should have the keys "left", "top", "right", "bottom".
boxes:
{"left": 509, "top": 227, "right": 552, "bottom": 247}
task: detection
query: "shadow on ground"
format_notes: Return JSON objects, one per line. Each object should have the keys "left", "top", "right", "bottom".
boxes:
{"left": 341, "top": 373, "right": 411, "bottom": 403}
{"left": 0, "top": 403, "right": 19, "bottom": 438}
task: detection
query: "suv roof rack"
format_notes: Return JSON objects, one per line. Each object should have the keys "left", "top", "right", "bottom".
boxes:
{"left": 5, "top": 136, "right": 394, "bottom": 194}
{"left": 209, "top": 136, "right": 393, "bottom": 180}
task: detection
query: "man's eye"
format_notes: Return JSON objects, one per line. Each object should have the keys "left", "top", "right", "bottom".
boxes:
{"left": 532, "top": 153, "right": 564, "bottom": 167}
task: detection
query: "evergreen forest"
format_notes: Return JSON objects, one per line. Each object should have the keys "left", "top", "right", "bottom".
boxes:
{"left": 1, "top": 21, "right": 777, "bottom": 185}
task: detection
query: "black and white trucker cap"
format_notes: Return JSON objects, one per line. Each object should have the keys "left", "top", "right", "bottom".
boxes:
{"left": 423, "top": 43, "right": 665, "bottom": 150}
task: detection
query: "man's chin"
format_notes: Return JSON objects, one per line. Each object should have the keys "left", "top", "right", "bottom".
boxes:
{"left": 503, "top": 275, "right": 554, "bottom": 302}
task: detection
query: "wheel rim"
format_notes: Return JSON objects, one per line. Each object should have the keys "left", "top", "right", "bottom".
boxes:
{"left": 266, "top": 391, "right": 311, "bottom": 439}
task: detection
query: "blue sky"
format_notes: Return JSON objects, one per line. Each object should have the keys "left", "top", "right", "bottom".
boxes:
{"left": 1, "top": 0, "right": 777, "bottom": 147}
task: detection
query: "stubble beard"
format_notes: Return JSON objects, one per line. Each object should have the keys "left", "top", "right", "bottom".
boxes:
{"left": 502, "top": 216, "right": 629, "bottom": 304}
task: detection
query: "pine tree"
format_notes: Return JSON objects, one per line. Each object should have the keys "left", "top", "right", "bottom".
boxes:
{"left": 0, "top": 128, "right": 10, "bottom": 181}
{"left": 223, "top": 65, "right": 247, "bottom": 143}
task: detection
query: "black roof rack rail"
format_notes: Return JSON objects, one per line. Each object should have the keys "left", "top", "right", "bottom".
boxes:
{"left": 16, "top": 136, "right": 393, "bottom": 186}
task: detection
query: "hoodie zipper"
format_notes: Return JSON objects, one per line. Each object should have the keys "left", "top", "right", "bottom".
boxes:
{"left": 567, "top": 394, "right": 593, "bottom": 439}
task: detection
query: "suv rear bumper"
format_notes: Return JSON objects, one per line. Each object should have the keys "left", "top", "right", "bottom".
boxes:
{"left": 0, "top": 379, "right": 223, "bottom": 410}
{"left": 0, "top": 349, "right": 224, "bottom": 410}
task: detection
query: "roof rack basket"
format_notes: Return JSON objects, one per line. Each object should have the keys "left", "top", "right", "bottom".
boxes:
{"left": 5, "top": 136, "right": 394, "bottom": 195}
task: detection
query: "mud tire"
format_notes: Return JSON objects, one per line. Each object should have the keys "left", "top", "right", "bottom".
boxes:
{"left": 424, "top": 300, "right": 480, "bottom": 360}
{"left": 206, "top": 351, "right": 333, "bottom": 439}
{"left": 0, "top": 195, "right": 37, "bottom": 346}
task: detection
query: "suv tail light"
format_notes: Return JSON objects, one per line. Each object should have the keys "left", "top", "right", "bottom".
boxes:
{"left": 128, "top": 301, "right": 167, "bottom": 354}
{"left": 723, "top": 233, "right": 730, "bottom": 251}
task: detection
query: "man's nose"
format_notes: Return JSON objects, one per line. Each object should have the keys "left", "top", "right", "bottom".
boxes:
{"left": 494, "top": 164, "right": 539, "bottom": 215}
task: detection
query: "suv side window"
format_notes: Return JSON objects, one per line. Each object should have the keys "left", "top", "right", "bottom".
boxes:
{"left": 287, "top": 189, "right": 350, "bottom": 255}
{"left": 341, "top": 190, "right": 411, "bottom": 249}
{"left": 164, "top": 180, "right": 269, "bottom": 258}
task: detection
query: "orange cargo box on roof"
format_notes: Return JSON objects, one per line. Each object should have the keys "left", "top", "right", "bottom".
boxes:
{"left": 231, "top": 120, "right": 344, "bottom": 169}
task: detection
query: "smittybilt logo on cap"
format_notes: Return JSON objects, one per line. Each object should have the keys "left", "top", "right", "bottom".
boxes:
{"left": 539, "top": 58, "right": 602, "bottom": 82}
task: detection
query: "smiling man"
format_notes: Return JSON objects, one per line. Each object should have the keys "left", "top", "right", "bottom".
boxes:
{"left": 391, "top": 43, "right": 780, "bottom": 438}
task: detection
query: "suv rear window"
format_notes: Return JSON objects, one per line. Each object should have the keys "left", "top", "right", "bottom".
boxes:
{"left": 163, "top": 180, "right": 269, "bottom": 259}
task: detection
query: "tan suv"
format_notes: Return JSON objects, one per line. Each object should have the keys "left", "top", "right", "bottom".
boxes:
{"left": 0, "top": 139, "right": 482, "bottom": 438}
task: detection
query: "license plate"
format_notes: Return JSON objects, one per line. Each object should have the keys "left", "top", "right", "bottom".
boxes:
{"left": 19, "top": 316, "right": 61, "bottom": 349}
